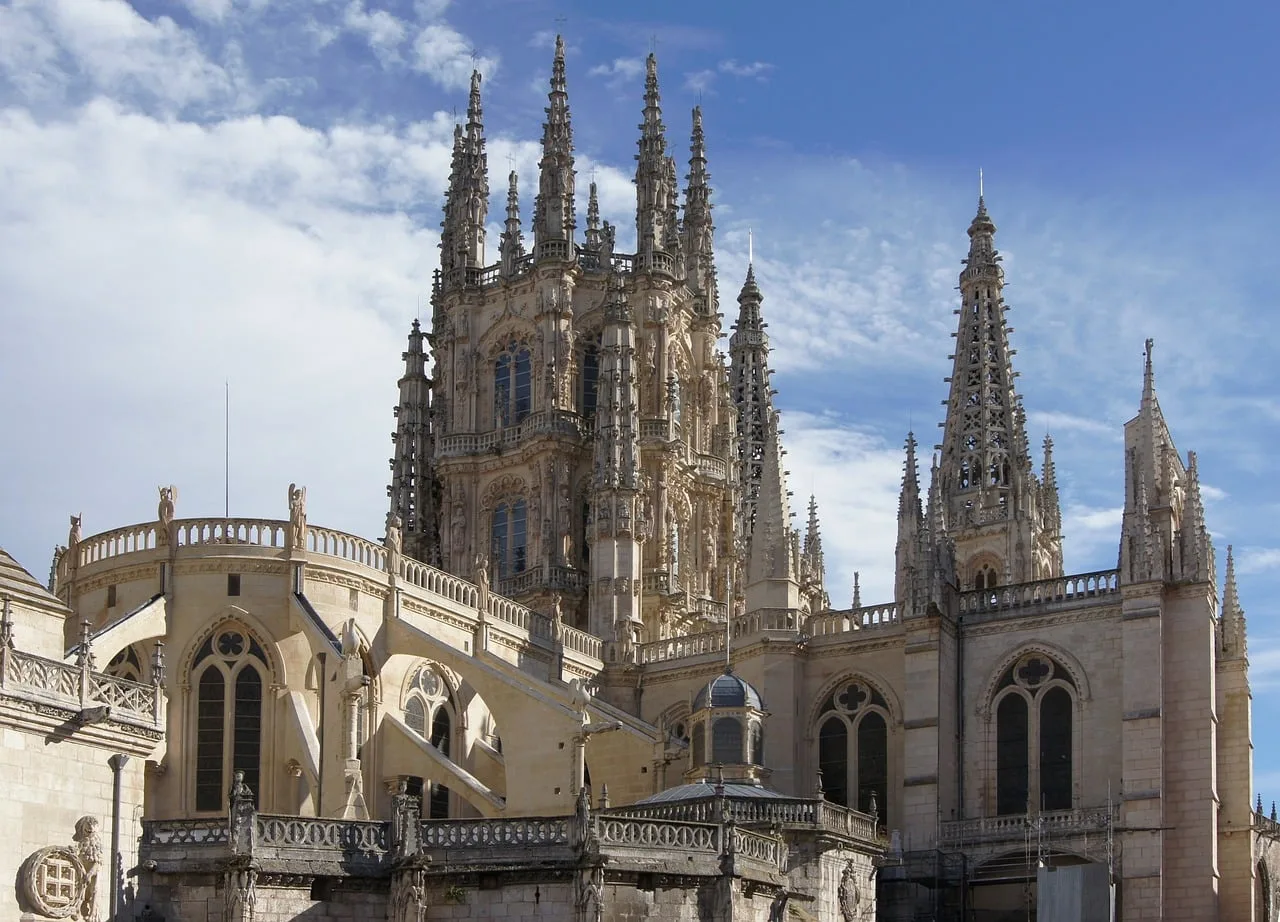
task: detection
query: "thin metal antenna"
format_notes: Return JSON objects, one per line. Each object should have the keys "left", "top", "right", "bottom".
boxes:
{"left": 979, "top": 167, "right": 984, "bottom": 201}
{"left": 748, "top": 228, "right": 753, "bottom": 266}
{"left": 224, "top": 380, "right": 230, "bottom": 518}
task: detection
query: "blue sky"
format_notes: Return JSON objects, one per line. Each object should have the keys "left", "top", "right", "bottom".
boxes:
{"left": 2, "top": 0, "right": 1279, "bottom": 795}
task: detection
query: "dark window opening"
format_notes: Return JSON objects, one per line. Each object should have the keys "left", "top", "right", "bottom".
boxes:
{"left": 857, "top": 712, "right": 888, "bottom": 825}
{"left": 1040, "top": 687, "right": 1072, "bottom": 810}
{"left": 819, "top": 717, "right": 849, "bottom": 807}
{"left": 227, "top": 573, "right": 241, "bottom": 596}
{"left": 996, "top": 694, "right": 1029, "bottom": 815}
{"left": 195, "top": 666, "right": 225, "bottom": 812}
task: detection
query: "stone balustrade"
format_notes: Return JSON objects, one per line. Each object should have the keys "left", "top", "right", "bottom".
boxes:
{"left": 436, "top": 409, "right": 586, "bottom": 457}
{"left": 694, "top": 453, "right": 728, "bottom": 480}
{"left": 958, "top": 569, "right": 1120, "bottom": 616}
{"left": 616, "top": 795, "right": 881, "bottom": 847}
{"left": 597, "top": 815, "right": 719, "bottom": 853}
{"left": 419, "top": 817, "right": 569, "bottom": 849}
{"left": 307, "top": 526, "right": 387, "bottom": 571}
{"left": 807, "top": 602, "right": 900, "bottom": 636}
{"left": 174, "top": 518, "right": 286, "bottom": 550}
{"left": 939, "top": 806, "right": 1115, "bottom": 845}
{"left": 636, "top": 629, "right": 725, "bottom": 665}
{"left": 0, "top": 642, "right": 160, "bottom": 728}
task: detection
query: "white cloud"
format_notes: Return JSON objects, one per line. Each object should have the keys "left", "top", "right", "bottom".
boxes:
{"left": 588, "top": 57, "right": 644, "bottom": 90}
{"left": 0, "top": 0, "right": 246, "bottom": 112}
{"left": 719, "top": 59, "right": 773, "bottom": 80}
{"left": 1238, "top": 548, "right": 1280, "bottom": 576}
{"left": 411, "top": 23, "right": 497, "bottom": 91}
{"left": 343, "top": 2, "right": 408, "bottom": 64}
{"left": 684, "top": 69, "right": 716, "bottom": 94}
{"left": 777, "top": 412, "right": 903, "bottom": 606}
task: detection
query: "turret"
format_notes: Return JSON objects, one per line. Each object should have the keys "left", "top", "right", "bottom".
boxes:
{"left": 801, "top": 495, "right": 827, "bottom": 610}
{"left": 683, "top": 107, "right": 716, "bottom": 313}
{"left": 533, "top": 35, "right": 575, "bottom": 259}
{"left": 1221, "top": 545, "right": 1247, "bottom": 659}
{"left": 388, "top": 319, "right": 438, "bottom": 565}
{"left": 936, "top": 191, "right": 1060, "bottom": 586}
{"left": 635, "top": 54, "right": 676, "bottom": 269}
{"left": 499, "top": 171, "right": 525, "bottom": 278}
{"left": 588, "top": 274, "right": 643, "bottom": 651}
{"left": 895, "top": 433, "right": 923, "bottom": 606}
{"left": 729, "top": 264, "right": 771, "bottom": 542}
{"left": 584, "top": 181, "right": 603, "bottom": 254}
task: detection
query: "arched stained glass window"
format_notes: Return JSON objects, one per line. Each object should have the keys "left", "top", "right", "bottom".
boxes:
{"left": 1040, "top": 687, "right": 1072, "bottom": 811}
{"left": 712, "top": 717, "right": 743, "bottom": 764}
{"left": 997, "top": 694, "right": 1030, "bottom": 816}
{"left": 191, "top": 626, "right": 267, "bottom": 812}
{"left": 819, "top": 717, "right": 849, "bottom": 808}
{"left": 857, "top": 712, "right": 888, "bottom": 824}
{"left": 581, "top": 337, "right": 600, "bottom": 419}
{"left": 494, "top": 341, "right": 532, "bottom": 427}
{"left": 491, "top": 500, "right": 528, "bottom": 580}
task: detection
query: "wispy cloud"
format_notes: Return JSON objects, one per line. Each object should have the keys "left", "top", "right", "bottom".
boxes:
{"left": 1238, "top": 547, "right": 1280, "bottom": 576}
{"left": 588, "top": 57, "right": 644, "bottom": 90}
{"left": 343, "top": 1, "right": 408, "bottom": 64}
{"left": 411, "top": 23, "right": 497, "bottom": 90}
{"left": 684, "top": 58, "right": 774, "bottom": 94}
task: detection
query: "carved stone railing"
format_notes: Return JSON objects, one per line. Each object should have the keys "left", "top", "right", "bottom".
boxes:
{"left": 694, "top": 453, "right": 728, "bottom": 480}
{"left": 420, "top": 816, "right": 569, "bottom": 849}
{"left": 636, "top": 629, "right": 725, "bottom": 665}
{"left": 807, "top": 602, "right": 900, "bottom": 636}
{"left": 141, "top": 819, "right": 229, "bottom": 846}
{"left": 437, "top": 410, "right": 586, "bottom": 457}
{"left": 611, "top": 253, "right": 635, "bottom": 274}
{"left": 73, "top": 523, "right": 160, "bottom": 569}
{"left": 958, "top": 569, "right": 1120, "bottom": 616}
{"left": 0, "top": 645, "right": 159, "bottom": 727}
{"left": 733, "top": 827, "right": 785, "bottom": 868}
{"left": 640, "top": 418, "right": 676, "bottom": 441}
{"left": 939, "top": 807, "right": 1115, "bottom": 846}
{"left": 642, "top": 569, "right": 673, "bottom": 593}
{"left": 255, "top": 815, "right": 389, "bottom": 856}
{"left": 733, "top": 608, "right": 799, "bottom": 636}
{"left": 596, "top": 816, "right": 719, "bottom": 852}
{"left": 175, "top": 518, "right": 287, "bottom": 550}
{"left": 398, "top": 558, "right": 479, "bottom": 607}
{"left": 307, "top": 526, "right": 387, "bottom": 571}
{"left": 690, "top": 596, "right": 728, "bottom": 622}
{"left": 616, "top": 796, "right": 881, "bottom": 846}
{"left": 497, "top": 563, "right": 587, "bottom": 597}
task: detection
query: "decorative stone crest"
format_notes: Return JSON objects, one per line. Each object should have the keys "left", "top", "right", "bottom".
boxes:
{"left": 838, "top": 858, "right": 861, "bottom": 922}
{"left": 19, "top": 816, "right": 102, "bottom": 921}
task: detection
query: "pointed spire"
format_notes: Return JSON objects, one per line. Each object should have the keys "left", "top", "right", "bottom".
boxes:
{"left": 585, "top": 181, "right": 602, "bottom": 250}
{"left": 456, "top": 70, "right": 488, "bottom": 268}
{"left": 1143, "top": 337, "right": 1156, "bottom": 409}
{"left": 635, "top": 53, "right": 674, "bottom": 266}
{"left": 895, "top": 433, "right": 923, "bottom": 606}
{"left": 804, "top": 494, "right": 822, "bottom": 557}
{"left": 747, "top": 411, "right": 797, "bottom": 594}
{"left": 1222, "top": 544, "right": 1247, "bottom": 659}
{"left": 852, "top": 572, "right": 862, "bottom": 609}
{"left": 533, "top": 35, "right": 575, "bottom": 256}
{"left": 499, "top": 170, "right": 525, "bottom": 277}
{"left": 1042, "top": 435, "right": 1058, "bottom": 492}
{"left": 729, "top": 261, "right": 773, "bottom": 542}
{"left": 388, "top": 318, "right": 438, "bottom": 565}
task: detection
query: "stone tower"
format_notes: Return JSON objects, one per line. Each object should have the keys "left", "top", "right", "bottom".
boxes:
{"left": 390, "top": 42, "right": 746, "bottom": 643}
{"left": 933, "top": 193, "right": 1063, "bottom": 588}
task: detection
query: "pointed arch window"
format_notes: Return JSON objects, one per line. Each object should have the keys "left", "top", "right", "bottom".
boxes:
{"left": 491, "top": 499, "right": 528, "bottom": 579}
{"left": 404, "top": 665, "right": 456, "bottom": 820}
{"left": 993, "top": 654, "right": 1076, "bottom": 815}
{"left": 580, "top": 334, "right": 601, "bottom": 420}
{"left": 192, "top": 626, "right": 268, "bottom": 812}
{"left": 494, "top": 340, "right": 532, "bottom": 427}
{"left": 814, "top": 681, "right": 891, "bottom": 825}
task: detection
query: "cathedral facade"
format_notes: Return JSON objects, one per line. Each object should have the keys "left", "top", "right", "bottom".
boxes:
{"left": 2, "top": 39, "right": 1272, "bottom": 922}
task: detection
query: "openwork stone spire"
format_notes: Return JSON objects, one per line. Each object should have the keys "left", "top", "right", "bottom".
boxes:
{"left": 533, "top": 35, "right": 575, "bottom": 257}
{"left": 729, "top": 263, "right": 772, "bottom": 542}
{"left": 635, "top": 53, "right": 675, "bottom": 267}
{"left": 458, "top": 72, "right": 489, "bottom": 268}
{"left": 801, "top": 494, "right": 825, "bottom": 604}
{"left": 388, "top": 319, "right": 437, "bottom": 565}
{"left": 584, "top": 180, "right": 602, "bottom": 252}
{"left": 683, "top": 106, "right": 716, "bottom": 313}
{"left": 745, "top": 410, "right": 799, "bottom": 609}
{"left": 499, "top": 171, "right": 525, "bottom": 278}
{"left": 936, "top": 194, "right": 1060, "bottom": 585}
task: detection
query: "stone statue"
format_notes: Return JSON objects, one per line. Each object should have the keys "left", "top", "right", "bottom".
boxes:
{"left": 157, "top": 485, "right": 176, "bottom": 528}
{"left": 474, "top": 556, "right": 491, "bottom": 611}
{"left": 68, "top": 514, "right": 82, "bottom": 548}
{"left": 614, "top": 617, "right": 635, "bottom": 664}
{"left": 550, "top": 593, "right": 564, "bottom": 639}
{"left": 385, "top": 513, "right": 403, "bottom": 557}
{"left": 73, "top": 815, "right": 102, "bottom": 922}
{"left": 288, "top": 483, "right": 307, "bottom": 549}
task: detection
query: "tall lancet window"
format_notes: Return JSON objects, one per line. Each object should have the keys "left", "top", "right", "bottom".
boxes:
{"left": 192, "top": 625, "right": 269, "bottom": 812}
{"left": 403, "top": 665, "right": 456, "bottom": 819}
{"left": 814, "top": 681, "right": 892, "bottom": 826}
{"left": 494, "top": 341, "right": 532, "bottom": 427}
{"left": 491, "top": 499, "right": 528, "bottom": 579}
{"left": 993, "top": 653, "right": 1077, "bottom": 815}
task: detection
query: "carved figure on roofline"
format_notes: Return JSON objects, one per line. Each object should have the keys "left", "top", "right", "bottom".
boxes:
{"left": 288, "top": 483, "right": 307, "bottom": 549}
{"left": 68, "top": 514, "right": 82, "bottom": 549}
{"left": 157, "top": 485, "right": 176, "bottom": 530}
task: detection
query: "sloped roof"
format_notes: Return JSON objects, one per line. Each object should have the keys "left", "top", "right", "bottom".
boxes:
{"left": 633, "top": 782, "right": 791, "bottom": 805}
{"left": 0, "top": 546, "right": 69, "bottom": 610}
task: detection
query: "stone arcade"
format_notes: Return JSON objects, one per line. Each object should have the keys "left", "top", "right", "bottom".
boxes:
{"left": 3, "top": 36, "right": 1272, "bottom": 922}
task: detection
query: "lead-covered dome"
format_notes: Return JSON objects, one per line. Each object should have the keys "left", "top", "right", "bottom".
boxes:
{"left": 693, "top": 668, "right": 763, "bottom": 711}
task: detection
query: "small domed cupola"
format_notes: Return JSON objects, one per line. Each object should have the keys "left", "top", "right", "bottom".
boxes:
{"left": 685, "top": 667, "right": 769, "bottom": 785}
